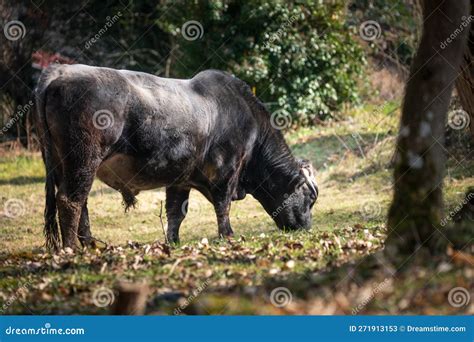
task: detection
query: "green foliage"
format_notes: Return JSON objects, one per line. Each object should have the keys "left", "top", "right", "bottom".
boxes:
{"left": 348, "top": 0, "right": 421, "bottom": 66}
{"left": 155, "top": 0, "right": 366, "bottom": 125}
{"left": 2, "top": 0, "right": 367, "bottom": 136}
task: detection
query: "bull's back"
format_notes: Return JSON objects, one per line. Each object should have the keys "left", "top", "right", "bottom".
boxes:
{"left": 38, "top": 64, "right": 259, "bottom": 194}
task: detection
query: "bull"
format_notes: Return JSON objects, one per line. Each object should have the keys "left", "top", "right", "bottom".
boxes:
{"left": 35, "top": 64, "right": 318, "bottom": 249}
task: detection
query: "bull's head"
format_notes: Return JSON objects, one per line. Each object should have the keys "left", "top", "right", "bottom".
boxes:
{"left": 250, "top": 159, "right": 319, "bottom": 231}
{"left": 273, "top": 159, "right": 318, "bottom": 230}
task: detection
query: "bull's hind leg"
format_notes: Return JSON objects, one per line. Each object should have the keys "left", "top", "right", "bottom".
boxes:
{"left": 165, "top": 186, "right": 190, "bottom": 244}
{"left": 56, "top": 151, "right": 101, "bottom": 249}
{"left": 78, "top": 201, "right": 96, "bottom": 248}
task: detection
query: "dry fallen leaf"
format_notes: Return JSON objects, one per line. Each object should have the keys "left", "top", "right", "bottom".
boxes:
{"left": 452, "top": 250, "right": 474, "bottom": 266}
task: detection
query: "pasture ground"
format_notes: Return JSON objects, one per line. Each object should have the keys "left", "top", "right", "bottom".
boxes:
{"left": 1, "top": 103, "right": 472, "bottom": 314}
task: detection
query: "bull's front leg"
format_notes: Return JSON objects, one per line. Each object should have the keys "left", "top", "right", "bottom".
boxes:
{"left": 165, "top": 186, "right": 190, "bottom": 244}
{"left": 212, "top": 192, "right": 234, "bottom": 238}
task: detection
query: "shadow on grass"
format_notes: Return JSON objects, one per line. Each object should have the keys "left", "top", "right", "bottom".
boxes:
{"left": 89, "top": 187, "right": 117, "bottom": 197}
{"left": 0, "top": 176, "right": 44, "bottom": 185}
{"left": 291, "top": 132, "right": 390, "bottom": 168}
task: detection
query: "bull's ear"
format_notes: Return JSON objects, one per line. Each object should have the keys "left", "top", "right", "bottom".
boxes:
{"left": 299, "top": 159, "right": 316, "bottom": 178}
{"left": 297, "top": 158, "right": 311, "bottom": 168}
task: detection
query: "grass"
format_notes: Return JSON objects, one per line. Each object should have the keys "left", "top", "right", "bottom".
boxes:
{"left": 0, "top": 102, "right": 472, "bottom": 315}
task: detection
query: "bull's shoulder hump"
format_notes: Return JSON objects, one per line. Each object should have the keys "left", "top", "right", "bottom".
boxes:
{"left": 192, "top": 69, "right": 234, "bottom": 82}
{"left": 117, "top": 69, "right": 189, "bottom": 89}
{"left": 39, "top": 64, "right": 120, "bottom": 83}
{"left": 189, "top": 69, "right": 243, "bottom": 95}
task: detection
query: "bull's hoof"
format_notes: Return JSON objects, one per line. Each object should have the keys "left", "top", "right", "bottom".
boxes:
{"left": 218, "top": 230, "right": 234, "bottom": 239}
{"left": 167, "top": 234, "right": 180, "bottom": 245}
{"left": 79, "top": 237, "right": 97, "bottom": 249}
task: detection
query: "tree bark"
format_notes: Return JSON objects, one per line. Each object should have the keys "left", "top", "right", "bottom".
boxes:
{"left": 455, "top": 9, "right": 474, "bottom": 137}
{"left": 0, "top": 0, "right": 45, "bottom": 147}
{"left": 386, "top": 0, "right": 471, "bottom": 251}
{"left": 113, "top": 282, "right": 149, "bottom": 315}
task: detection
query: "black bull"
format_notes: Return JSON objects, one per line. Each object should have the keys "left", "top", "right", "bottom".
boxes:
{"left": 35, "top": 64, "right": 318, "bottom": 249}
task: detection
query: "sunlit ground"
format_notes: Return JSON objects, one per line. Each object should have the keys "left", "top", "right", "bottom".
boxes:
{"left": 0, "top": 102, "right": 472, "bottom": 314}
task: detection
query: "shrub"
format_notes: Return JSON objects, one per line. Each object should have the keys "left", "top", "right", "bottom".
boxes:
{"left": 157, "top": 0, "right": 366, "bottom": 125}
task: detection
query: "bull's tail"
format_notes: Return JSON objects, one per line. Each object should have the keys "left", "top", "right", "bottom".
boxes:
{"left": 43, "top": 139, "right": 60, "bottom": 250}
{"left": 35, "top": 67, "right": 61, "bottom": 250}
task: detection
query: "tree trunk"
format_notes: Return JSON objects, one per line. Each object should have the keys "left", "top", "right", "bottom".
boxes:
{"left": 386, "top": 0, "right": 471, "bottom": 251}
{"left": 0, "top": 0, "right": 44, "bottom": 146}
{"left": 455, "top": 9, "right": 474, "bottom": 138}
{"left": 113, "top": 282, "right": 149, "bottom": 315}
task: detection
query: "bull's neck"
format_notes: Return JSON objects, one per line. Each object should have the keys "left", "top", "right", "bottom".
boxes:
{"left": 243, "top": 127, "right": 299, "bottom": 197}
